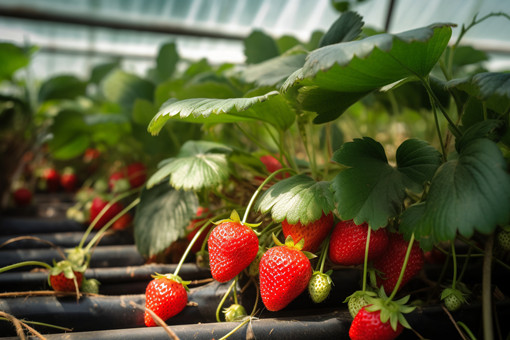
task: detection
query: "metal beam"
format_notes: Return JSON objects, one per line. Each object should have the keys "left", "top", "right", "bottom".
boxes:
{"left": 0, "top": 5, "right": 246, "bottom": 41}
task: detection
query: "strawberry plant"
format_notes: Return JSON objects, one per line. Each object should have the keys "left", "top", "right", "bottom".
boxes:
{"left": 137, "top": 9, "right": 510, "bottom": 339}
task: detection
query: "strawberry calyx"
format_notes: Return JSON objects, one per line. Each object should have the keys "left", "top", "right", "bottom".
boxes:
{"left": 49, "top": 260, "right": 86, "bottom": 278}
{"left": 151, "top": 273, "right": 191, "bottom": 292}
{"left": 364, "top": 288, "right": 415, "bottom": 331}
{"left": 65, "top": 247, "right": 91, "bottom": 267}
{"left": 272, "top": 234, "right": 317, "bottom": 260}
{"left": 441, "top": 286, "right": 468, "bottom": 310}
{"left": 213, "top": 210, "right": 261, "bottom": 229}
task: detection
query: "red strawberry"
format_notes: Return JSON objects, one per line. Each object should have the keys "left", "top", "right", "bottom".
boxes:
{"left": 373, "top": 233, "right": 424, "bottom": 294}
{"left": 108, "top": 171, "right": 128, "bottom": 192}
{"left": 260, "top": 155, "right": 283, "bottom": 175}
{"left": 60, "top": 170, "right": 78, "bottom": 192}
{"left": 89, "top": 197, "right": 124, "bottom": 230}
{"left": 12, "top": 187, "right": 32, "bottom": 206}
{"left": 349, "top": 305, "right": 403, "bottom": 340}
{"left": 112, "top": 212, "right": 133, "bottom": 230}
{"left": 328, "top": 220, "right": 389, "bottom": 266}
{"left": 144, "top": 273, "right": 189, "bottom": 327}
{"left": 208, "top": 211, "right": 259, "bottom": 283}
{"left": 48, "top": 260, "right": 84, "bottom": 292}
{"left": 127, "top": 162, "right": 147, "bottom": 188}
{"left": 42, "top": 168, "right": 60, "bottom": 192}
{"left": 282, "top": 212, "right": 334, "bottom": 253}
{"left": 259, "top": 236, "right": 313, "bottom": 311}
{"left": 83, "top": 148, "right": 100, "bottom": 162}
{"left": 186, "top": 207, "right": 212, "bottom": 253}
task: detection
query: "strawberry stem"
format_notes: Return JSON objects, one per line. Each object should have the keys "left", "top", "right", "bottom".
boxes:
{"left": 362, "top": 227, "right": 372, "bottom": 292}
{"left": 0, "top": 317, "right": 72, "bottom": 332}
{"left": 216, "top": 279, "right": 237, "bottom": 322}
{"left": 174, "top": 219, "right": 215, "bottom": 277}
{"left": 451, "top": 241, "right": 458, "bottom": 290}
{"left": 388, "top": 233, "right": 415, "bottom": 301}
{"left": 233, "top": 277, "right": 239, "bottom": 305}
{"left": 83, "top": 197, "right": 140, "bottom": 253}
{"left": 0, "top": 261, "right": 52, "bottom": 273}
{"left": 482, "top": 234, "right": 494, "bottom": 340}
{"left": 219, "top": 317, "right": 251, "bottom": 340}
{"left": 241, "top": 167, "right": 296, "bottom": 225}
{"left": 315, "top": 238, "right": 330, "bottom": 273}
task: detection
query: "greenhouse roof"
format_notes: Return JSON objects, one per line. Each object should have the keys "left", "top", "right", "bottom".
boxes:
{"left": 1, "top": 0, "right": 510, "bottom": 80}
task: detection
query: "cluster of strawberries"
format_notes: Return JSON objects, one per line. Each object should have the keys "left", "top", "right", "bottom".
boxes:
{"left": 144, "top": 209, "right": 425, "bottom": 340}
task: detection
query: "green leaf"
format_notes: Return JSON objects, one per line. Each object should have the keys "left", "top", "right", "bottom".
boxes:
{"left": 446, "top": 72, "right": 510, "bottom": 114}
{"left": 147, "top": 140, "right": 232, "bottom": 191}
{"left": 400, "top": 138, "right": 510, "bottom": 246}
{"left": 132, "top": 98, "right": 157, "bottom": 125}
{"left": 148, "top": 91, "right": 295, "bottom": 134}
{"left": 101, "top": 69, "right": 155, "bottom": 111}
{"left": 134, "top": 183, "right": 198, "bottom": 257}
{"left": 331, "top": 137, "right": 441, "bottom": 229}
{"left": 255, "top": 174, "right": 335, "bottom": 225}
{"left": 319, "top": 11, "right": 364, "bottom": 47}
{"left": 47, "top": 110, "right": 90, "bottom": 159}
{"left": 38, "top": 75, "right": 87, "bottom": 103}
{"left": 0, "top": 42, "right": 30, "bottom": 80}
{"left": 299, "top": 86, "right": 370, "bottom": 124}
{"left": 242, "top": 53, "right": 306, "bottom": 88}
{"left": 282, "top": 23, "right": 453, "bottom": 92}
{"left": 244, "top": 30, "right": 280, "bottom": 64}
{"left": 277, "top": 35, "right": 302, "bottom": 54}
{"left": 90, "top": 61, "right": 120, "bottom": 85}
{"left": 156, "top": 42, "right": 180, "bottom": 82}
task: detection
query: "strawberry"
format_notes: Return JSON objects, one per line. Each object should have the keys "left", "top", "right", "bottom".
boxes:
{"left": 127, "top": 162, "right": 147, "bottom": 188}
{"left": 497, "top": 228, "right": 510, "bottom": 251}
{"left": 344, "top": 290, "right": 377, "bottom": 318}
{"left": 144, "top": 273, "right": 189, "bottom": 327}
{"left": 48, "top": 260, "right": 85, "bottom": 292}
{"left": 349, "top": 306, "right": 404, "bottom": 340}
{"left": 89, "top": 197, "right": 124, "bottom": 230}
{"left": 441, "top": 287, "right": 467, "bottom": 312}
{"left": 281, "top": 212, "right": 334, "bottom": 253}
{"left": 60, "top": 168, "right": 78, "bottom": 192}
{"left": 186, "top": 207, "right": 212, "bottom": 253}
{"left": 12, "top": 187, "right": 32, "bottom": 207}
{"left": 80, "top": 278, "right": 101, "bottom": 294}
{"left": 308, "top": 270, "right": 333, "bottom": 303}
{"left": 259, "top": 236, "right": 313, "bottom": 311}
{"left": 328, "top": 220, "right": 388, "bottom": 266}
{"left": 112, "top": 212, "right": 133, "bottom": 230}
{"left": 108, "top": 171, "right": 130, "bottom": 192}
{"left": 83, "top": 148, "right": 100, "bottom": 162}
{"left": 208, "top": 211, "right": 259, "bottom": 282}
{"left": 373, "top": 233, "right": 424, "bottom": 294}
{"left": 42, "top": 167, "right": 60, "bottom": 192}
{"left": 223, "top": 304, "right": 247, "bottom": 322}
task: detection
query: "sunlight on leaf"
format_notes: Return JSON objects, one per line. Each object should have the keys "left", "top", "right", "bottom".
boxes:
{"left": 255, "top": 174, "right": 335, "bottom": 225}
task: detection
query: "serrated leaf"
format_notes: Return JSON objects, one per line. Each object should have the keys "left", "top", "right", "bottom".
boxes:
{"left": 282, "top": 23, "right": 452, "bottom": 93}
{"left": 319, "top": 11, "right": 364, "bottom": 47}
{"left": 134, "top": 183, "right": 198, "bottom": 257}
{"left": 147, "top": 140, "right": 232, "bottom": 191}
{"left": 242, "top": 53, "right": 306, "bottom": 88}
{"left": 400, "top": 138, "right": 510, "bottom": 245}
{"left": 38, "top": 75, "right": 87, "bottom": 103}
{"left": 446, "top": 72, "right": 510, "bottom": 114}
{"left": 101, "top": 69, "right": 155, "bottom": 111}
{"left": 255, "top": 174, "right": 335, "bottom": 225}
{"left": 332, "top": 138, "right": 441, "bottom": 229}
{"left": 148, "top": 91, "right": 295, "bottom": 134}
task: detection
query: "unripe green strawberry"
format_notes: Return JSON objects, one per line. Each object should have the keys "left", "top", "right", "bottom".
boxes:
{"left": 441, "top": 287, "right": 466, "bottom": 312}
{"left": 259, "top": 236, "right": 313, "bottom": 311}
{"left": 373, "top": 233, "right": 424, "bottom": 294}
{"left": 282, "top": 212, "right": 334, "bottom": 253}
{"left": 208, "top": 211, "right": 259, "bottom": 282}
{"left": 80, "top": 278, "right": 101, "bottom": 294}
{"left": 308, "top": 270, "right": 333, "bottom": 303}
{"left": 344, "top": 290, "right": 377, "bottom": 318}
{"left": 349, "top": 306, "right": 403, "bottom": 340}
{"left": 223, "top": 304, "right": 247, "bottom": 322}
{"left": 497, "top": 229, "right": 510, "bottom": 251}
{"left": 144, "top": 273, "right": 189, "bottom": 327}
{"left": 328, "top": 220, "right": 388, "bottom": 265}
